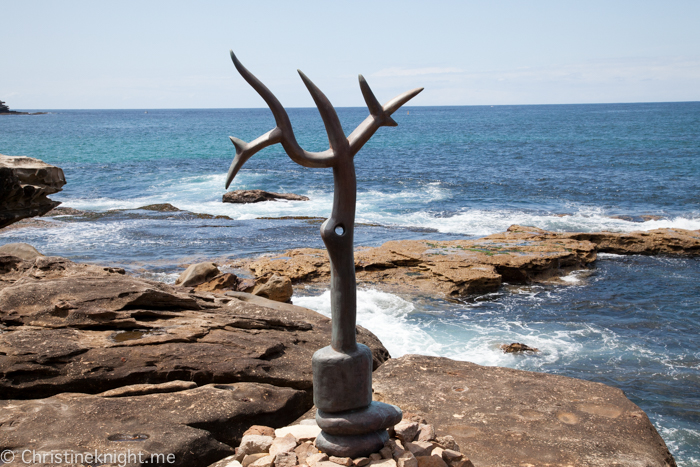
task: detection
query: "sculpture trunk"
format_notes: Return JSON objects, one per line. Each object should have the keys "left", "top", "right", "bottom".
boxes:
{"left": 321, "top": 156, "right": 357, "bottom": 352}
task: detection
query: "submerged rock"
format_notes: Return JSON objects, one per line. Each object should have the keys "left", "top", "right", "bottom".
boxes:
{"left": 0, "top": 154, "right": 66, "bottom": 229}
{"left": 500, "top": 343, "right": 539, "bottom": 353}
{"left": 372, "top": 355, "right": 676, "bottom": 467}
{"left": 223, "top": 190, "right": 310, "bottom": 204}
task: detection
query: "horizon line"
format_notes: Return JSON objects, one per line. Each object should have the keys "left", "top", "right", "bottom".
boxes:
{"left": 9, "top": 100, "right": 700, "bottom": 112}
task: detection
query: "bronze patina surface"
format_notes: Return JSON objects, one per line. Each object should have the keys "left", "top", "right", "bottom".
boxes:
{"left": 225, "top": 50, "right": 421, "bottom": 457}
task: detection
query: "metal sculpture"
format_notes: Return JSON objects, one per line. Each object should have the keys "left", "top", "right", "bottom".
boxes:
{"left": 225, "top": 50, "right": 422, "bottom": 458}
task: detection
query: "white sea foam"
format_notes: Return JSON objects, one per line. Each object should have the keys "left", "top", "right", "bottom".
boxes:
{"left": 358, "top": 206, "right": 700, "bottom": 236}
{"left": 292, "top": 288, "right": 615, "bottom": 371}
{"left": 294, "top": 289, "right": 445, "bottom": 358}
{"left": 56, "top": 171, "right": 700, "bottom": 236}
{"left": 138, "top": 271, "right": 180, "bottom": 284}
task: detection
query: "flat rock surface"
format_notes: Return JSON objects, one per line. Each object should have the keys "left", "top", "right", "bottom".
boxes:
{"left": 0, "top": 154, "right": 66, "bottom": 229}
{"left": 0, "top": 382, "right": 306, "bottom": 467}
{"left": 0, "top": 256, "right": 389, "bottom": 399}
{"left": 234, "top": 225, "right": 699, "bottom": 298}
{"left": 372, "top": 355, "right": 676, "bottom": 467}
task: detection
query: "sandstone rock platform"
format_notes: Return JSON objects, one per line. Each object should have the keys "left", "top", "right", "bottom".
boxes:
{"left": 371, "top": 355, "right": 676, "bottom": 467}
{"left": 0, "top": 250, "right": 681, "bottom": 466}
{"left": 233, "top": 225, "right": 699, "bottom": 298}
{"left": 0, "top": 255, "right": 389, "bottom": 400}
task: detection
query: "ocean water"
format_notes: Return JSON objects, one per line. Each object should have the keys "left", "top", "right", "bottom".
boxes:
{"left": 1, "top": 103, "right": 699, "bottom": 464}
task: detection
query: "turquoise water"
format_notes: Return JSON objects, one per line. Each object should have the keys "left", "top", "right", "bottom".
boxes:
{"left": 1, "top": 104, "right": 699, "bottom": 464}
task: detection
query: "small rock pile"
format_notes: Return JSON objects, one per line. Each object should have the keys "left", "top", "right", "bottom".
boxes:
{"left": 208, "top": 418, "right": 474, "bottom": 467}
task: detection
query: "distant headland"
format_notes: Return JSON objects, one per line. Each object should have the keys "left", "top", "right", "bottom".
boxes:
{"left": 0, "top": 100, "right": 46, "bottom": 115}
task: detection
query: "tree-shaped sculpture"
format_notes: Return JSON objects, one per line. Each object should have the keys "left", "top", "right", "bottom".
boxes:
{"left": 225, "top": 50, "right": 423, "bottom": 457}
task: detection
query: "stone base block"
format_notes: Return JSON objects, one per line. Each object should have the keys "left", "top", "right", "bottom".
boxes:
{"left": 315, "top": 429, "right": 390, "bottom": 458}
{"left": 316, "top": 401, "right": 402, "bottom": 436}
{"left": 312, "top": 344, "right": 372, "bottom": 413}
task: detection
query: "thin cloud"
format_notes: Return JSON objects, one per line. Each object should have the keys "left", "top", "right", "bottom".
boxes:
{"left": 372, "top": 67, "right": 462, "bottom": 77}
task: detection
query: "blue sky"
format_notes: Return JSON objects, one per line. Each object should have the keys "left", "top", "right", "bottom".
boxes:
{"left": 2, "top": 1, "right": 699, "bottom": 109}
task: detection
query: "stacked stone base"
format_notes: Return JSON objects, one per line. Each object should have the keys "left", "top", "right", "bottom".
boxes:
{"left": 312, "top": 344, "right": 401, "bottom": 457}
{"left": 210, "top": 417, "right": 475, "bottom": 467}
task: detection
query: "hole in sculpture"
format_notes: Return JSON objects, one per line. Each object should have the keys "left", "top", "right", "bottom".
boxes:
{"left": 335, "top": 225, "right": 345, "bottom": 236}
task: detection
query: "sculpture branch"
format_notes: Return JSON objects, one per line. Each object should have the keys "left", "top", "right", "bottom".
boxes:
{"left": 226, "top": 50, "right": 424, "bottom": 188}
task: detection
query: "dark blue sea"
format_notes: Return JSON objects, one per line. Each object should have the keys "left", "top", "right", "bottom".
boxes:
{"left": 1, "top": 103, "right": 699, "bottom": 465}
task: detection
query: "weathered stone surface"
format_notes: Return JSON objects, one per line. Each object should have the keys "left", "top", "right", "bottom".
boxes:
{"left": 250, "top": 454, "right": 274, "bottom": 467}
{"left": 0, "top": 154, "right": 66, "bottom": 229}
{"left": 307, "top": 452, "right": 330, "bottom": 467}
{"left": 243, "top": 453, "right": 270, "bottom": 467}
{"left": 275, "top": 424, "right": 322, "bottom": 442}
{"left": 449, "top": 460, "right": 474, "bottom": 467}
{"left": 253, "top": 273, "right": 293, "bottom": 302}
{"left": 239, "top": 435, "right": 274, "bottom": 455}
{"left": 434, "top": 436, "right": 457, "bottom": 451}
{"left": 0, "top": 242, "right": 43, "bottom": 260}
{"left": 393, "top": 421, "right": 420, "bottom": 443}
{"left": 369, "top": 458, "right": 397, "bottom": 467}
{"left": 0, "top": 382, "right": 306, "bottom": 467}
{"left": 404, "top": 441, "right": 434, "bottom": 458}
{"left": 561, "top": 226, "right": 700, "bottom": 256}
{"left": 354, "top": 457, "right": 371, "bottom": 466}
{"left": 99, "top": 380, "right": 197, "bottom": 397}
{"left": 237, "top": 230, "right": 596, "bottom": 298}
{"left": 415, "top": 456, "right": 447, "bottom": 467}
{"left": 416, "top": 424, "right": 435, "bottom": 442}
{"left": 196, "top": 273, "right": 248, "bottom": 294}
{"left": 269, "top": 433, "right": 297, "bottom": 456}
{"left": 330, "top": 456, "right": 354, "bottom": 466}
{"left": 396, "top": 454, "right": 417, "bottom": 467}
{"left": 234, "top": 225, "right": 699, "bottom": 299}
{"left": 0, "top": 259, "right": 389, "bottom": 400}
{"left": 295, "top": 440, "right": 320, "bottom": 464}
{"left": 243, "top": 425, "right": 276, "bottom": 438}
{"left": 176, "top": 261, "right": 220, "bottom": 287}
{"left": 274, "top": 452, "right": 298, "bottom": 467}
{"left": 431, "top": 447, "right": 444, "bottom": 460}
{"left": 209, "top": 455, "right": 243, "bottom": 467}
{"left": 440, "top": 450, "right": 462, "bottom": 464}
{"left": 373, "top": 355, "right": 676, "bottom": 467}
{"left": 386, "top": 439, "right": 406, "bottom": 459}
{"left": 223, "top": 190, "right": 309, "bottom": 204}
